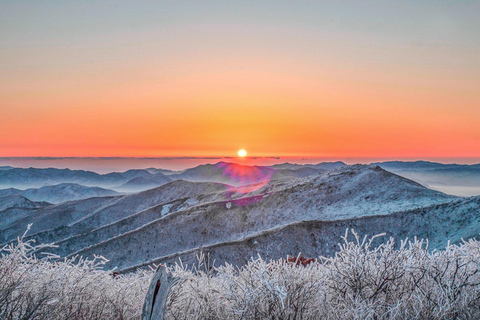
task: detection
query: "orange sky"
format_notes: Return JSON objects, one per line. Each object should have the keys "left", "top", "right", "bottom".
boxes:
{"left": 1, "top": 1, "right": 479, "bottom": 158}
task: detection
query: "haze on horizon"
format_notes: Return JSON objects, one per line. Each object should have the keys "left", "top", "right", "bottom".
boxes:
{"left": 1, "top": 1, "right": 479, "bottom": 158}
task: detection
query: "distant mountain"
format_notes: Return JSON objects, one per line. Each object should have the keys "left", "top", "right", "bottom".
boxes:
{"left": 115, "top": 174, "right": 172, "bottom": 192}
{"left": 27, "top": 165, "right": 455, "bottom": 270}
{"left": 116, "top": 169, "right": 153, "bottom": 180}
{"left": 0, "top": 168, "right": 107, "bottom": 188}
{"left": 0, "top": 183, "right": 119, "bottom": 204}
{"left": 272, "top": 167, "right": 326, "bottom": 179}
{"left": 170, "top": 162, "right": 274, "bottom": 186}
{"left": 396, "top": 168, "right": 480, "bottom": 187}
{"left": 269, "top": 161, "right": 347, "bottom": 171}
{"left": 0, "top": 194, "right": 47, "bottom": 212}
{"left": 375, "top": 160, "right": 480, "bottom": 171}
{"left": 0, "top": 194, "right": 51, "bottom": 228}
{"left": 0, "top": 167, "right": 171, "bottom": 190}
{"left": 145, "top": 168, "right": 182, "bottom": 175}
{"left": 375, "top": 161, "right": 480, "bottom": 196}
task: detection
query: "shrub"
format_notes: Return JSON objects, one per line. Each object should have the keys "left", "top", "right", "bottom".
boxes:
{"left": 3, "top": 227, "right": 480, "bottom": 319}
{"left": 165, "top": 230, "right": 480, "bottom": 320}
{"left": 0, "top": 225, "right": 152, "bottom": 320}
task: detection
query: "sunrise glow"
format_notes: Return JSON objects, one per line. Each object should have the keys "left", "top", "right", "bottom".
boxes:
{"left": 0, "top": 2, "right": 479, "bottom": 159}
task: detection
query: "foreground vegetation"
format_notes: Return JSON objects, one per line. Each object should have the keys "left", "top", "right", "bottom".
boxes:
{"left": 0, "top": 226, "right": 152, "bottom": 320}
{"left": 168, "top": 231, "right": 480, "bottom": 319}
{"left": 2, "top": 227, "right": 480, "bottom": 319}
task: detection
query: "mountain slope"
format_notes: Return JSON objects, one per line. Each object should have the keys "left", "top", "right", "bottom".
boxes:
{"left": 0, "top": 194, "right": 47, "bottom": 212}
{"left": 128, "top": 196, "right": 480, "bottom": 270}
{"left": 0, "top": 194, "right": 51, "bottom": 229}
{"left": 63, "top": 165, "right": 456, "bottom": 269}
{"left": 1, "top": 180, "right": 233, "bottom": 245}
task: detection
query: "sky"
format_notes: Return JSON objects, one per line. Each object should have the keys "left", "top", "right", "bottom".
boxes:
{"left": 1, "top": 1, "right": 479, "bottom": 158}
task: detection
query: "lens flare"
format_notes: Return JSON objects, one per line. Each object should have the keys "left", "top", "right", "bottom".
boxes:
{"left": 216, "top": 162, "right": 273, "bottom": 195}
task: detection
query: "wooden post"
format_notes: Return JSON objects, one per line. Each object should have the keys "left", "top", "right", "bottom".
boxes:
{"left": 142, "top": 265, "right": 174, "bottom": 320}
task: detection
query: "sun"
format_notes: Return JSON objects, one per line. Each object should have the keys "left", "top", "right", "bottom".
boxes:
{"left": 237, "top": 149, "right": 247, "bottom": 157}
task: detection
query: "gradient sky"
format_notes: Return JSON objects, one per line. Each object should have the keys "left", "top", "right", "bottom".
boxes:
{"left": 1, "top": 1, "right": 479, "bottom": 158}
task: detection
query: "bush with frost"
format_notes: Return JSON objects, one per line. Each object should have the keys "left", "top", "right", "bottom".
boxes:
{"left": 3, "top": 227, "right": 480, "bottom": 319}
{"left": 0, "top": 225, "right": 152, "bottom": 320}
{"left": 166, "top": 230, "right": 480, "bottom": 320}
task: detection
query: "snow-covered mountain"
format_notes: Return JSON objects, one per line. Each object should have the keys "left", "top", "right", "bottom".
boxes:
{"left": 0, "top": 167, "right": 171, "bottom": 190}
{"left": 0, "top": 183, "right": 119, "bottom": 204}
{"left": 136, "top": 196, "right": 480, "bottom": 269}
{"left": 169, "top": 162, "right": 275, "bottom": 186}
{"left": 2, "top": 160, "right": 478, "bottom": 196}
{"left": 0, "top": 194, "right": 48, "bottom": 212}
{"left": 1, "top": 161, "right": 479, "bottom": 272}
{"left": 0, "top": 180, "right": 231, "bottom": 244}
{"left": 269, "top": 161, "right": 347, "bottom": 171}
{"left": 115, "top": 174, "right": 172, "bottom": 192}
{"left": 0, "top": 194, "right": 50, "bottom": 229}
{"left": 145, "top": 168, "right": 181, "bottom": 175}
{"left": 0, "top": 164, "right": 461, "bottom": 271}
{"left": 64, "top": 165, "right": 458, "bottom": 269}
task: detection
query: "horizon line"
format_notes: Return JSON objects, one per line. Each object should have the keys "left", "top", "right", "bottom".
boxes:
{"left": 1, "top": 156, "right": 480, "bottom": 164}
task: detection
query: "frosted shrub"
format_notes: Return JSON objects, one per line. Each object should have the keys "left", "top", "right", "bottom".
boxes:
{"left": 168, "top": 254, "right": 326, "bottom": 319}
{"left": 165, "top": 230, "right": 480, "bottom": 320}
{"left": 3, "top": 227, "right": 480, "bottom": 319}
{"left": 0, "top": 226, "right": 152, "bottom": 320}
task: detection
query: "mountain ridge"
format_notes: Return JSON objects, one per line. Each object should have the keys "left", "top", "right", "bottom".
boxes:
{"left": 44, "top": 165, "right": 456, "bottom": 269}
